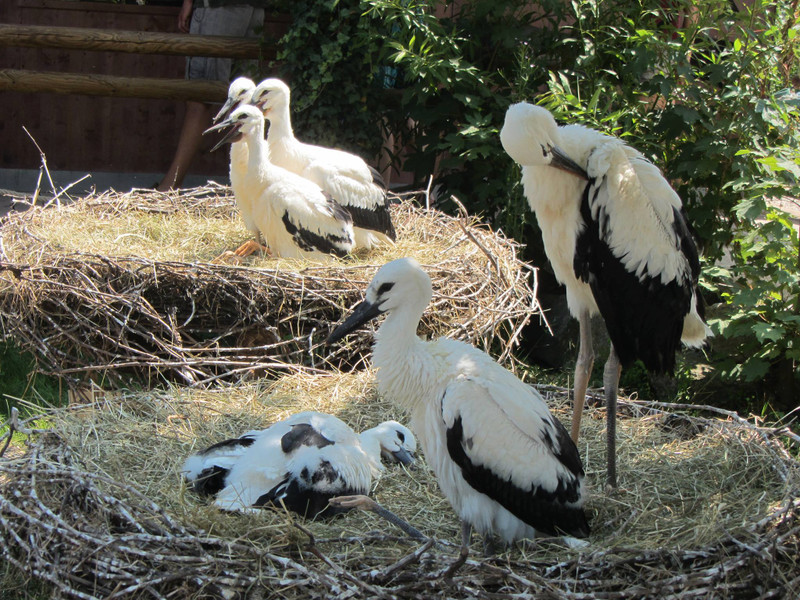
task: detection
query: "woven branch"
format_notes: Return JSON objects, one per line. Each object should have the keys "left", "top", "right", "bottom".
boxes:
{"left": 1, "top": 411, "right": 798, "bottom": 600}
{"left": 0, "top": 187, "right": 540, "bottom": 388}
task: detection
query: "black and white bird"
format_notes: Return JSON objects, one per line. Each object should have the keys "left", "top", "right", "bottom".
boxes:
{"left": 328, "top": 258, "right": 590, "bottom": 566}
{"left": 209, "top": 77, "right": 261, "bottom": 257}
{"left": 500, "top": 102, "right": 710, "bottom": 487}
{"left": 249, "top": 78, "right": 396, "bottom": 250}
{"left": 205, "top": 105, "right": 355, "bottom": 260}
{"left": 183, "top": 411, "right": 416, "bottom": 518}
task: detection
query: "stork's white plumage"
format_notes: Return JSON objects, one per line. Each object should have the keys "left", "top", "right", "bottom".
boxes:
{"left": 183, "top": 411, "right": 416, "bottom": 517}
{"left": 327, "top": 258, "right": 590, "bottom": 562}
{"left": 500, "top": 102, "right": 710, "bottom": 487}
{"left": 250, "top": 78, "right": 396, "bottom": 250}
{"left": 208, "top": 77, "right": 262, "bottom": 256}
{"left": 206, "top": 105, "right": 355, "bottom": 260}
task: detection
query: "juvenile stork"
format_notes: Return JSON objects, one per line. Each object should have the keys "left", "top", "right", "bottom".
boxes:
{"left": 500, "top": 102, "right": 710, "bottom": 487}
{"left": 328, "top": 258, "right": 590, "bottom": 567}
{"left": 208, "top": 77, "right": 262, "bottom": 257}
{"left": 249, "top": 78, "right": 396, "bottom": 250}
{"left": 183, "top": 412, "right": 416, "bottom": 517}
{"left": 205, "top": 105, "right": 355, "bottom": 261}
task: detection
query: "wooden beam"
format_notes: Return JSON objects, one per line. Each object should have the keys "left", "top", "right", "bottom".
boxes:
{"left": 0, "top": 69, "right": 228, "bottom": 103}
{"left": 0, "top": 23, "right": 273, "bottom": 59}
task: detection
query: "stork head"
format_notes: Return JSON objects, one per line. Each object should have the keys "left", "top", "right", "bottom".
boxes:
{"left": 213, "top": 77, "right": 255, "bottom": 124}
{"left": 326, "top": 258, "right": 432, "bottom": 344}
{"left": 360, "top": 421, "right": 417, "bottom": 466}
{"left": 251, "top": 78, "right": 291, "bottom": 120}
{"left": 500, "top": 102, "right": 588, "bottom": 179}
{"left": 203, "top": 104, "right": 264, "bottom": 152}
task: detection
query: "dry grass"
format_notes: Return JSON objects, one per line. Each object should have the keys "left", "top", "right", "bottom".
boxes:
{"left": 0, "top": 185, "right": 539, "bottom": 388}
{"left": 1, "top": 373, "right": 798, "bottom": 599}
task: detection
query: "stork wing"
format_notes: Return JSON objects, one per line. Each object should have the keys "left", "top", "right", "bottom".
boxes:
{"left": 274, "top": 177, "right": 355, "bottom": 258}
{"left": 440, "top": 374, "right": 589, "bottom": 538}
{"left": 574, "top": 140, "right": 700, "bottom": 372}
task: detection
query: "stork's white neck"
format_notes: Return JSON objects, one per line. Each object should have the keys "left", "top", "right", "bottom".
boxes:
{"left": 372, "top": 304, "right": 432, "bottom": 415}
{"left": 265, "top": 102, "right": 294, "bottom": 146}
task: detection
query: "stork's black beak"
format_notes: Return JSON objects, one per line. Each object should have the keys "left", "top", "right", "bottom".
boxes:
{"left": 212, "top": 96, "right": 242, "bottom": 124}
{"left": 326, "top": 299, "right": 383, "bottom": 344}
{"left": 382, "top": 447, "right": 415, "bottom": 466}
{"left": 550, "top": 145, "right": 589, "bottom": 180}
{"left": 203, "top": 119, "right": 244, "bottom": 152}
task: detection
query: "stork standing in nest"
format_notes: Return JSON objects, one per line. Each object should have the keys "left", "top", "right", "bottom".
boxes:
{"left": 328, "top": 258, "right": 590, "bottom": 571}
{"left": 500, "top": 102, "right": 710, "bottom": 488}
{"left": 183, "top": 412, "right": 416, "bottom": 518}
{"left": 249, "top": 78, "right": 396, "bottom": 250}
{"left": 209, "top": 77, "right": 260, "bottom": 257}
{"left": 205, "top": 105, "right": 355, "bottom": 260}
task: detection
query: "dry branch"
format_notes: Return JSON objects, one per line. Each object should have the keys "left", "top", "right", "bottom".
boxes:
{"left": 1, "top": 381, "right": 798, "bottom": 599}
{"left": 0, "top": 186, "right": 539, "bottom": 389}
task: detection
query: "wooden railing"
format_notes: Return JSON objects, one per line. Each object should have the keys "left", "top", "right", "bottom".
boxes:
{"left": 0, "top": 23, "right": 278, "bottom": 103}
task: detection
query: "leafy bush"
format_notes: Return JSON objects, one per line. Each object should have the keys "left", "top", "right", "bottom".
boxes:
{"left": 271, "top": 0, "right": 799, "bottom": 405}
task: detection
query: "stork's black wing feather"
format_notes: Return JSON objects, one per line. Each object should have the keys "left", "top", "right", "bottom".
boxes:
{"left": 573, "top": 176, "right": 695, "bottom": 373}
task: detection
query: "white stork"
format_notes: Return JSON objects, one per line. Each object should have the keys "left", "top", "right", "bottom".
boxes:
{"left": 327, "top": 258, "right": 590, "bottom": 568}
{"left": 183, "top": 411, "right": 416, "bottom": 517}
{"left": 205, "top": 105, "right": 355, "bottom": 261}
{"left": 500, "top": 102, "right": 710, "bottom": 487}
{"left": 249, "top": 78, "right": 396, "bottom": 250}
{"left": 207, "top": 77, "right": 263, "bottom": 257}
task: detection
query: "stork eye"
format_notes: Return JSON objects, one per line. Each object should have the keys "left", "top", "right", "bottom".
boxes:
{"left": 377, "top": 282, "right": 394, "bottom": 295}
{"left": 397, "top": 431, "right": 405, "bottom": 442}
{"left": 541, "top": 144, "right": 549, "bottom": 158}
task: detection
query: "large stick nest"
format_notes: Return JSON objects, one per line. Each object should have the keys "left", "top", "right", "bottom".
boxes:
{"left": 1, "top": 375, "right": 798, "bottom": 599}
{"left": 0, "top": 185, "right": 539, "bottom": 388}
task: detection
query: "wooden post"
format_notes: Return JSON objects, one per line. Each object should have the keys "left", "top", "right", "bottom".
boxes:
{"left": 0, "top": 69, "right": 228, "bottom": 102}
{"left": 0, "top": 23, "right": 272, "bottom": 59}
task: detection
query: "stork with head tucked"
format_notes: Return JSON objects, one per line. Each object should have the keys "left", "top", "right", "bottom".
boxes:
{"left": 183, "top": 411, "right": 416, "bottom": 518}
{"left": 249, "top": 78, "right": 396, "bottom": 250}
{"left": 205, "top": 105, "right": 355, "bottom": 261}
{"left": 327, "top": 258, "right": 590, "bottom": 568}
{"left": 207, "top": 77, "right": 263, "bottom": 257}
{"left": 500, "top": 102, "right": 710, "bottom": 488}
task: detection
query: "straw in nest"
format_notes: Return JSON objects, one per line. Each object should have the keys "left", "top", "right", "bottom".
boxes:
{"left": 1, "top": 371, "right": 798, "bottom": 599}
{"left": 0, "top": 185, "right": 540, "bottom": 389}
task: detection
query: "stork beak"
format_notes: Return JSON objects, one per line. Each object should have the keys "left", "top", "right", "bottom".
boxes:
{"left": 383, "top": 447, "right": 415, "bottom": 466}
{"left": 549, "top": 145, "right": 589, "bottom": 180}
{"left": 203, "top": 119, "right": 244, "bottom": 152}
{"left": 326, "top": 299, "right": 383, "bottom": 344}
{"left": 212, "top": 96, "right": 241, "bottom": 124}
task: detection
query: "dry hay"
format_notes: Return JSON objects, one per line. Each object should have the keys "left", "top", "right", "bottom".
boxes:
{"left": 1, "top": 373, "right": 798, "bottom": 599}
{"left": 0, "top": 184, "right": 538, "bottom": 389}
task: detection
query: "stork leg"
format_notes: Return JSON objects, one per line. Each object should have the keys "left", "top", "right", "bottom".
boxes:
{"left": 233, "top": 239, "right": 271, "bottom": 257}
{"left": 443, "top": 521, "right": 472, "bottom": 579}
{"left": 571, "top": 310, "right": 595, "bottom": 443}
{"left": 603, "top": 344, "right": 622, "bottom": 488}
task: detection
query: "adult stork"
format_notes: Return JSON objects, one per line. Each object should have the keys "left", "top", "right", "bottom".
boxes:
{"left": 500, "top": 102, "right": 710, "bottom": 487}
{"left": 205, "top": 105, "right": 355, "bottom": 261}
{"left": 249, "top": 78, "right": 396, "bottom": 250}
{"left": 208, "top": 77, "right": 262, "bottom": 257}
{"left": 328, "top": 258, "right": 590, "bottom": 569}
{"left": 183, "top": 411, "right": 416, "bottom": 517}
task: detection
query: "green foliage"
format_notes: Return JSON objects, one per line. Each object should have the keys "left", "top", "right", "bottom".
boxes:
{"left": 269, "top": 0, "right": 390, "bottom": 158}
{"left": 0, "top": 340, "right": 66, "bottom": 420}
{"left": 365, "top": 0, "right": 571, "bottom": 238}
{"left": 271, "top": 0, "right": 798, "bottom": 400}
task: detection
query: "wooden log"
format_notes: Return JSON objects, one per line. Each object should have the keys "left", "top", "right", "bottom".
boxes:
{"left": 0, "top": 23, "right": 274, "bottom": 60}
{"left": 0, "top": 69, "right": 228, "bottom": 103}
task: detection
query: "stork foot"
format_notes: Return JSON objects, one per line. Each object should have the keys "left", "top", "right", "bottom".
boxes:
{"left": 440, "top": 521, "right": 472, "bottom": 579}
{"left": 329, "top": 494, "right": 426, "bottom": 540}
{"left": 234, "top": 239, "right": 271, "bottom": 258}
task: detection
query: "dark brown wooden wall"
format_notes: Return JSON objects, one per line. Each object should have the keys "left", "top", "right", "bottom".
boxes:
{"left": 0, "top": 0, "right": 282, "bottom": 178}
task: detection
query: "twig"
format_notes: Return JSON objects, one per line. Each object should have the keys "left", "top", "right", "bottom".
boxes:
{"left": 450, "top": 194, "right": 509, "bottom": 288}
